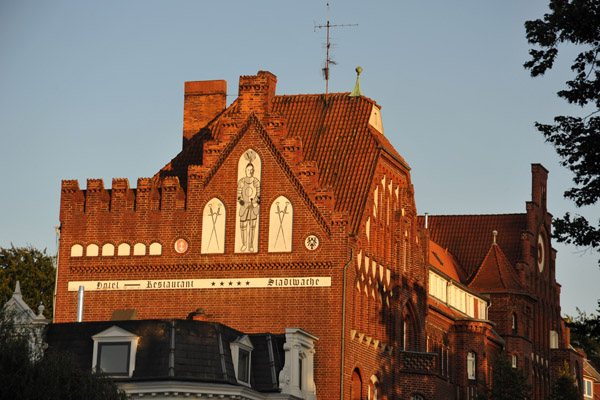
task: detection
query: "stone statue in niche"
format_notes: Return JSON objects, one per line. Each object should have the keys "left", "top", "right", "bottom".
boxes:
{"left": 236, "top": 149, "right": 261, "bottom": 253}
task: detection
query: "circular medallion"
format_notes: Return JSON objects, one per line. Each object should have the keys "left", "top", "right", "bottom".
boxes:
{"left": 305, "top": 235, "right": 320, "bottom": 251}
{"left": 174, "top": 238, "right": 189, "bottom": 254}
{"left": 537, "top": 233, "right": 545, "bottom": 272}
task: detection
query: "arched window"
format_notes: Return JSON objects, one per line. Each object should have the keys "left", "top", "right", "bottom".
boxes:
{"left": 148, "top": 242, "right": 162, "bottom": 256}
{"left": 117, "top": 243, "right": 130, "bottom": 256}
{"left": 411, "top": 395, "right": 425, "bottom": 400}
{"left": 70, "top": 244, "right": 83, "bottom": 257}
{"left": 133, "top": 243, "right": 146, "bottom": 256}
{"left": 102, "top": 243, "right": 115, "bottom": 256}
{"left": 268, "top": 196, "right": 293, "bottom": 252}
{"left": 202, "top": 198, "right": 226, "bottom": 254}
{"left": 351, "top": 368, "right": 362, "bottom": 400}
{"left": 368, "top": 375, "right": 380, "bottom": 400}
{"left": 512, "top": 354, "right": 518, "bottom": 368}
{"left": 86, "top": 244, "right": 99, "bottom": 257}
{"left": 235, "top": 149, "right": 261, "bottom": 253}
{"left": 512, "top": 313, "right": 518, "bottom": 334}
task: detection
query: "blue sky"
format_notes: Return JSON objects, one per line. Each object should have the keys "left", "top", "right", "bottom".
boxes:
{"left": 1, "top": 0, "right": 598, "bottom": 316}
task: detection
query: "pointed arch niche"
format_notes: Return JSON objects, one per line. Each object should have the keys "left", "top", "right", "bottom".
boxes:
{"left": 268, "top": 196, "right": 293, "bottom": 252}
{"left": 201, "top": 198, "right": 226, "bottom": 254}
{"left": 235, "top": 149, "right": 261, "bottom": 253}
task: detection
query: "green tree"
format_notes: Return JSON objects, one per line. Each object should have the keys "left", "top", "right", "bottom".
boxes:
{"left": 0, "top": 311, "right": 127, "bottom": 400}
{"left": 475, "top": 352, "right": 531, "bottom": 400}
{"left": 524, "top": 0, "right": 600, "bottom": 265}
{"left": 0, "top": 245, "right": 55, "bottom": 318}
{"left": 549, "top": 362, "right": 580, "bottom": 400}
{"left": 566, "top": 302, "right": 600, "bottom": 368}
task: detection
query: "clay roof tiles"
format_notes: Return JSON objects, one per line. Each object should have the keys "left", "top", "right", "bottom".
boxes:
{"left": 422, "top": 214, "right": 527, "bottom": 279}
{"left": 469, "top": 242, "right": 526, "bottom": 293}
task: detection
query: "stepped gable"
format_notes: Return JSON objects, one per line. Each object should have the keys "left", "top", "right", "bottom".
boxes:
{"left": 468, "top": 241, "right": 525, "bottom": 293}
{"left": 272, "top": 93, "right": 407, "bottom": 232}
{"left": 157, "top": 71, "right": 410, "bottom": 233}
{"left": 421, "top": 214, "right": 526, "bottom": 279}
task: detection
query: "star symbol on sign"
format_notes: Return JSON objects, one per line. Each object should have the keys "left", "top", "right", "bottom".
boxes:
{"left": 220, "top": 281, "right": 225, "bottom": 286}
{"left": 211, "top": 282, "right": 216, "bottom": 286}
{"left": 237, "top": 281, "right": 242, "bottom": 286}
{"left": 246, "top": 281, "right": 250, "bottom": 286}
{"left": 229, "top": 281, "right": 233, "bottom": 286}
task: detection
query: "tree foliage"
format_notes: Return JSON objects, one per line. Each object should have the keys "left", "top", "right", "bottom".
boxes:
{"left": 0, "top": 245, "right": 55, "bottom": 318}
{"left": 524, "top": 0, "right": 600, "bottom": 265}
{"left": 475, "top": 352, "right": 531, "bottom": 400}
{"left": 549, "top": 362, "right": 580, "bottom": 400}
{"left": 566, "top": 302, "right": 600, "bottom": 368}
{"left": 0, "top": 312, "right": 127, "bottom": 400}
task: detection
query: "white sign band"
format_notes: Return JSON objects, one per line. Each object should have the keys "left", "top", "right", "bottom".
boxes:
{"left": 68, "top": 277, "right": 331, "bottom": 291}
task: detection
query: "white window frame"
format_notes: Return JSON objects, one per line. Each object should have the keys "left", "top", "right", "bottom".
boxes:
{"left": 230, "top": 335, "right": 253, "bottom": 386}
{"left": 512, "top": 354, "right": 518, "bottom": 369}
{"left": 584, "top": 378, "right": 593, "bottom": 398}
{"left": 92, "top": 326, "right": 139, "bottom": 378}
{"left": 550, "top": 330, "right": 559, "bottom": 349}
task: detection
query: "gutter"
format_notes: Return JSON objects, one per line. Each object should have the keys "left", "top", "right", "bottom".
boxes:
{"left": 340, "top": 247, "right": 355, "bottom": 400}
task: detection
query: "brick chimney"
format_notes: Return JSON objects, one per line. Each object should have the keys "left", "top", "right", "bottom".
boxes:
{"left": 183, "top": 80, "right": 227, "bottom": 149}
{"left": 238, "top": 71, "right": 277, "bottom": 115}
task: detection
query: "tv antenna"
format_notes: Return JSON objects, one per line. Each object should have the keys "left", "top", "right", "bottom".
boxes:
{"left": 314, "top": 1, "right": 357, "bottom": 94}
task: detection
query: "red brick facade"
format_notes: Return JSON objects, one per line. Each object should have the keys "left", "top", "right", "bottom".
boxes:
{"left": 55, "top": 71, "right": 582, "bottom": 399}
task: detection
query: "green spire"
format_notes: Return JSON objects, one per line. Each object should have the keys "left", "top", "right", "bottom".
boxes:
{"left": 349, "top": 66, "right": 363, "bottom": 97}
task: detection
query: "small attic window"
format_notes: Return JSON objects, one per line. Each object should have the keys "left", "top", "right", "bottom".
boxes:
{"left": 92, "top": 326, "right": 139, "bottom": 378}
{"left": 230, "top": 335, "right": 253, "bottom": 386}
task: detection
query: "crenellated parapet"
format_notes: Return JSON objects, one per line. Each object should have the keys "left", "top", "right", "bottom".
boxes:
{"left": 60, "top": 175, "right": 188, "bottom": 216}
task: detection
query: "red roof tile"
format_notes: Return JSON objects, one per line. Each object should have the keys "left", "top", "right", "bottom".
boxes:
{"left": 420, "top": 214, "right": 527, "bottom": 279}
{"left": 428, "top": 240, "right": 465, "bottom": 282}
{"left": 469, "top": 243, "right": 525, "bottom": 292}
{"left": 158, "top": 89, "right": 409, "bottom": 233}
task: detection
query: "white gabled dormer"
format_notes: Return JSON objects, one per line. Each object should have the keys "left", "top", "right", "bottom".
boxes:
{"left": 279, "top": 328, "right": 318, "bottom": 400}
{"left": 92, "top": 325, "right": 139, "bottom": 378}
{"left": 230, "top": 335, "right": 254, "bottom": 386}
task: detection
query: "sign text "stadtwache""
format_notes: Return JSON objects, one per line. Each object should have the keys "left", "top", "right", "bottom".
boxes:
{"left": 67, "top": 277, "right": 331, "bottom": 292}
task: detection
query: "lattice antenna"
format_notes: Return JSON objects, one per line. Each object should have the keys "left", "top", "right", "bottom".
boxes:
{"left": 314, "top": 1, "right": 357, "bottom": 94}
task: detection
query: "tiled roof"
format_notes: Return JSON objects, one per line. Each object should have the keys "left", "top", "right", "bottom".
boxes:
{"left": 272, "top": 93, "right": 406, "bottom": 231}
{"left": 420, "top": 214, "right": 527, "bottom": 279}
{"left": 469, "top": 243, "right": 525, "bottom": 292}
{"left": 428, "top": 240, "right": 465, "bottom": 283}
{"left": 158, "top": 91, "right": 409, "bottom": 233}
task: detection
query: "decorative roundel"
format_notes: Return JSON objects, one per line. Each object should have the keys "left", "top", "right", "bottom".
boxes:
{"left": 537, "top": 233, "right": 545, "bottom": 273}
{"left": 174, "top": 238, "right": 189, "bottom": 254}
{"left": 305, "top": 235, "right": 320, "bottom": 251}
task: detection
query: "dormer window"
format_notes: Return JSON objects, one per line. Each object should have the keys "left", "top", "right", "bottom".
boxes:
{"left": 92, "top": 326, "right": 139, "bottom": 378}
{"left": 230, "top": 335, "right": 253, "bottom": 385}
{"left": 279, "top": 328, "right": 318, "bottom": 400}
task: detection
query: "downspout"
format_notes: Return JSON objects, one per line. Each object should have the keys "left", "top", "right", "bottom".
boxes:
{"left": 340, "top": 246, "right": 355, "bottom": 400}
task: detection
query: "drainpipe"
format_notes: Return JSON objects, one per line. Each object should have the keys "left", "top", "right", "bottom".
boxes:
{"left": 169, "top": 320, "right": 176, "bottom": 376}
{"left": 340, "top": 247, "right": 355, "bottom": 400}
{"left": 76, "top": 286, "right": 84, "bottom": 322}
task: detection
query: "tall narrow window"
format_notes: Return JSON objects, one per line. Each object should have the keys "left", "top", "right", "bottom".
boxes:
{"left": 351, "top": 369, "right": 362, "bottom": 400}
{"left": 512, "top": 354, "right": 518, "bottom": 368}
{"left": 512, "top": 313, "right": 518, "bottom": 334}
{"left": 467, "top": 352, "right": 476, "bottom": 380}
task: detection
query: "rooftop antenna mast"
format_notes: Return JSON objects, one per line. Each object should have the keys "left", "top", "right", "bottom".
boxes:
{"left": 314, "top": 1, "right": 357, "bottom": 94}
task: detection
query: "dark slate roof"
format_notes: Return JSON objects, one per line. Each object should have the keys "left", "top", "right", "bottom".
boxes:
{"left": 45, "top": 319, "right": 284, "bottom": 391}
{"left": 420, "top": 214, "right": 527, "bottom": 279}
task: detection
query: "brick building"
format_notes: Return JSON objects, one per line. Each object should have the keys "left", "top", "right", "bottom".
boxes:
{"left": 54, "top": 71, "right": 583, "bottom": 399}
